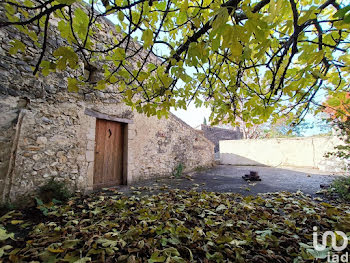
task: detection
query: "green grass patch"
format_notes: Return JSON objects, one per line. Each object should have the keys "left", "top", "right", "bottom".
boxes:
{"left": 329, "top": 176, "right": 350, "bottom": 201}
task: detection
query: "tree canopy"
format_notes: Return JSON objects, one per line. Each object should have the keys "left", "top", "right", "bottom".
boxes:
{"left": 323, "top": 91, "right": 350, "bottom": 159}
{"left": 324, "top": 91, "right": 350, "bottom": 121}
{"left": 0, "top": 0, "right": 349, "bottom": 126}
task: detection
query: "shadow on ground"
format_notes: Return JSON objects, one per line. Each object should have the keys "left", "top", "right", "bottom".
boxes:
{"left": 114, "top": 165, "right": 342, "bottom": 197}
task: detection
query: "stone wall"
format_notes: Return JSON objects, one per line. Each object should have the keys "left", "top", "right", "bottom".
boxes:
{"left": 0, "top": 6, "right": 214, "bottom": 203}
{"left": 200, "top": 125, "right": 243, "bottom": 152}
{"left": 220, "top": 137, "right": 347, "bottom": 173}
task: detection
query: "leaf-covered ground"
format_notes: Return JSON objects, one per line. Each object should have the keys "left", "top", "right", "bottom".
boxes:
{"left": 1, "top": 189, "right": 349, "bottom": 263}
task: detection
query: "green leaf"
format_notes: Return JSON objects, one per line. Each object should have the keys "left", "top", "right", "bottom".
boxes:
{"left": 148, "top": 63, "right": 157, "bottom": 72}
{"left": 67, "top": 77, "right": 79, "bottom": 92}
{"left": 344, "top": 14, "right": 350, "bottom": 23}
{"left": 216, "top": 204, "right": 227, "bottom": 212}
{"left": 176, "top": 11, "right": 187, "bottom": 25}
{"left": 73, "top": 8, "right": 90, "bottom": 41}
{"left": 9, "top": 39, "right": 26, "bottom": 55}
{"left": 148, "top": 251, "right": 166, "bottom": 263}
{"left": 125, "top": 89, "right": 133, "bottom": 100}
{"left": 117, "top": 11, "right": 125, "bottom": 22}
{"left": 333, "top": 5, "right": 350, "bottom": 18}
{"left": 298, "top": 8, "right": 317, "bottom": 25}
{"left": 56, "top": 0, "right": 77, "bottom": 5}
{"left": 300, "top": 244, "right": 330, "bottom": 260}
{"left": 10, "top": 220, "right": 23, "bottom": 225}
{"left": 180, "top": 0, "right": 188, "bottom": 12}
{"left": 212, "top": 37, "right": 220, "bottom": 52}
{"left": 0, "top": 226, "right": 14, "bottom": 241}
{"left": 142, "top": 29, "right": 153, "bottom": 48}
{"left": 155, "top": 1, "right": 166, "bottom": 11}
{"left": 53, "top": 46, "right": 79, "bottom": 70}
{"left": 113, "top": 48, "right": 126, "bottom": 61}
{"left": 95, "top": 80, "right": 106, "bottom": 90}
{"left": 0, "top": 245, "right": 12, "bottom": 258}
{"left": 212, "top": 8, "right": 229, "bottom": 31}
{"left": 62, "top": 239, "right": 81, "bottom": 249}
{"left": 230, "top": 41, "right": 243, "bottom": 58}
{"left": 58, "top": 20, "right": 72, "bottom": 42}
{"left": 268, "top": 0, "right": 277, "bottom": 22}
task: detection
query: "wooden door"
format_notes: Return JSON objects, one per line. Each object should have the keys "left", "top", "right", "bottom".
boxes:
{"left": 94, "top": 119, "right": 124, "bottom": 189}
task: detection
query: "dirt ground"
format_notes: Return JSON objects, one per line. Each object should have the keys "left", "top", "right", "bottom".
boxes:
{"left": 116, "top": 165, "right": 343, "bottom": 197}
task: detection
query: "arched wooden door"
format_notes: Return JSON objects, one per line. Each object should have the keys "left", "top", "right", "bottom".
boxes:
{"left": 93, "top": 119, "right": 124, "bottom": 189}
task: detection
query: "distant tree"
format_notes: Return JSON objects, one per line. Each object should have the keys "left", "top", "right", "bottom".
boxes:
{"left": 292, "top": 116, "right": 331, "bottom": 136}
{"left": 323, "top": 92, "right": 350, "bottom": 122}
{"left": 221, "top": 112, "right": 330, "bottom": 138}
{"left": 203, "top": 117, "right": 207, "bottom": 125}
{"left": 221, "top": 114, "right": 292, "bottom": 138}
{"left": 235, "top": 116, "right": 265, "bottom": 139}
{"left": 0, "top": 0, "right": 349, "bottom": 125}
{"left": 323, "top": 92, "right": 350, "bottom": 160}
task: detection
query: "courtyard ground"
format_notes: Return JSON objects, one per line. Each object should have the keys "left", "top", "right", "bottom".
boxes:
{"left": 1, "top": 165, "right": 348, "bottom": 262}
{"left": 118, "top": 165, "right": 341, "bottom": 197}
{"left": 1, "top": 185, "right": 349, "bottom": 262}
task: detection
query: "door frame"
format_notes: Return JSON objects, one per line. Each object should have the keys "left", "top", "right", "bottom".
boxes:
{"left": 84, "top": 108, "right": 133, "bottom": 190}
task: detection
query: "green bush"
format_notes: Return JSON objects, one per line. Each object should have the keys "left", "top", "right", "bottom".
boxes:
{"left": 329, "top": 176, "right": 350, "bottom": 201}
{"left": 37, "top": 178, "right": 71, "bottom": 204}
{"left": 173, "top": 163, "right": 184, "bottom": 178}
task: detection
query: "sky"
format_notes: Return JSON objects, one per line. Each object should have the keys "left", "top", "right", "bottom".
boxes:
{"left": 171, "top": 103, "right": 331, "bottom": 136}
{"left": 171, "top": 105, "right": 211, "bottom": 129}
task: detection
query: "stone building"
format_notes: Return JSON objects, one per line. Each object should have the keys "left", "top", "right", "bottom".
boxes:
{"left": 0, "top": 7, "right": 214, "bottom": 204}
{"left": 200, "top": 125, "right": 243, "bottom": 153}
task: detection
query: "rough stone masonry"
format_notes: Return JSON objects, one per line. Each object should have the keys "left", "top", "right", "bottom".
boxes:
{"left": 0, "top": 4, "right": 215, "bottom": 204}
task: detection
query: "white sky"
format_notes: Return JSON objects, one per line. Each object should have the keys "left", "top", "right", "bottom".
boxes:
{"left": 171, "top": 106, "right": 331, "bottom": 136}
{"left": 171, "top": 104, "right": 211, "bottom": 128}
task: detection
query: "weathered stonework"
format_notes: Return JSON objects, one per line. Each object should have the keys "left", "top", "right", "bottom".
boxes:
{"left": 0, "top": 6, "right": 215, "bottom": 204}
{"left": 200, "top": 125, "right": 243, "bottom": 152}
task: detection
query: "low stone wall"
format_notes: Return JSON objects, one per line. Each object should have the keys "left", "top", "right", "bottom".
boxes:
{"left": 220, "top": 137, "right": 347, "bottom": 172}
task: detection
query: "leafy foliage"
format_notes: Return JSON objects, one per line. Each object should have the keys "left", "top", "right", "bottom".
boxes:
{"left": 0, "top": 0, "right": 349, "bottom": 125}
{"left": 172, "top": 163, "right": 184, "bottom": 178}
{"left": 0, "top": 226, "right": 14, "bottom": 242}
{"left": 324, "top": 91, "right": 350, "bottom": 122}
{"left": 0, "top": 189, "right": 350, "bottom": 262}
{"left": 326, "top": 120, "right": 350, "bottom": 160}
{"left": 323, "top": 92, "right": 350, "bottom": 160}
{"left": 329, "top": 176, "right": 350, "bottom": 201}
{"left": 37, "top": 178, "right": 72, "bottom": 204}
